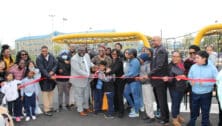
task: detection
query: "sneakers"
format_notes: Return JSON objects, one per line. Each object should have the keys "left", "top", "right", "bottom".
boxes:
{"left": 32, "top": 116, "right": 36, "bottom": 120}
{"left": 104, "top": 113, "right": 114, "bottom": 119}
{"left": 129, "top": 108, "right": 135, "bottom": 115}
{"left": 25, "top": 116, "right": 36, "bottom": 121}
{"left": 154, "top": 109, "right": 161, "bottom": 119}
{"left": 16, "top": 117, "right": 21, "bottom": 122}
{"left": 140, "top": 106, "right": 145, "bottom": 112}
{"left": 25, "top": 117, "right": 30, "bottom": 121}
{"left": 128, "top": 111, "right": 139, "bottom": 118}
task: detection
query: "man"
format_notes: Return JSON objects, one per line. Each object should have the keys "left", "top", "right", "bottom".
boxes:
{"left": 184, "top": 45, "right": 200, "bottom": 75}
{"left": 70, "top": 46, "right": 93, "bottom": 116}
{"left": 36, "top": 45, "right": 58, "bottom": 116}
{"left": 149, "top": 36, "right": 169, "bottom": 125}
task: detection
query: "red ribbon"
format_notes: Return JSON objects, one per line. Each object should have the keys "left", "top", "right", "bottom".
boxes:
{"left": 18, "top": 75, "right": 216, "bottom": 89}
{"left": 18, "top": 78, "right": 45, "bottom": 89}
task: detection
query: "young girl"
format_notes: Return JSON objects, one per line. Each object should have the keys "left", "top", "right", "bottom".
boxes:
{"left": 27, "top": 61, "right": 42, "bottom": 115}
{"left": 1, "top": 72, "right": 21, "bottom": 122}
{"left": 21, "top": 70, "right": 39, "bottom": 121}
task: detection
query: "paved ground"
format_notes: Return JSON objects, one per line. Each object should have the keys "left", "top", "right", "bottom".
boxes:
{"left": 14, "top": 88, "right": 220, "bottom": 126}
{"left": 15, "top": 109, "right": 219, "bottom": 126}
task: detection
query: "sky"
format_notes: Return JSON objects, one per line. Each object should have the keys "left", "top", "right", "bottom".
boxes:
{"left": 0, "top": 0, "right": 222, "bottom": 48}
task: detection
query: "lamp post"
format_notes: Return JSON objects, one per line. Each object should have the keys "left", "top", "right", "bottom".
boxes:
{"left": 62, "top": 17, "right": 68, "bottom": 32}
{"left": 49, "top": 14, "right": 55, "bottom": 54}
{"left": 49, "top": 14, "right": 55, "bottom": 32}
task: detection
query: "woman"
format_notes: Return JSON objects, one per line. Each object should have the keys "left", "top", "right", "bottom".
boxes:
{"left": 0, "top": 44, "right": 14, "bottom": 70}
{"left": 187, "top": 51, "right": 218, "bottom": 126}
{"left": 164, "top": 51, "right": 187, "bottom": 126}
{"left": 107, "top": 49, "right": 124, "bottom": 118}
{"left": 15, "top": 50, "right": 31, "bottom": 65}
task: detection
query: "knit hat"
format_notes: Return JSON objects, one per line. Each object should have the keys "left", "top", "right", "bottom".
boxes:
{"left": 139, "top": 53, "right": 149, "bottom": 62}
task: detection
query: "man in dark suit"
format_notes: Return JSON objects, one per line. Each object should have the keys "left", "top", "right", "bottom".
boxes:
{"left": 36, "top": 45, "right": 58, "bottom": 116}
{"left": 149, "top": 36, "right": 169, "bottom": 125}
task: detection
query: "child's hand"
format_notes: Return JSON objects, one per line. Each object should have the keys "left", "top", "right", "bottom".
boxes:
{"left": 21, "top": 96, "right": 24, "bottom": 101}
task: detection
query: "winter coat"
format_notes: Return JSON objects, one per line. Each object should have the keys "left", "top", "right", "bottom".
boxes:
{"left": 150, "top": 45, "right": 168, "bottom": 87}
{"left": 69, "top": 53, "right": 93, "bottom": 87}
{"left": 168, "top": 62, "right": 187, "bottom": 93}
{"left": 36, "top": 53, "right": 58, "bottom": 91}
{"left": 56, "top": 57, "right": 71, "bottom": 82}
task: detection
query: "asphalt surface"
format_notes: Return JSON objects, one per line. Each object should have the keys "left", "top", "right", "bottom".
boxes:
{"left": 13, "top": 87, "right": 221, "bottom": 126}
{"left": 15, "top": 108, "right": 219, "bottom": 126}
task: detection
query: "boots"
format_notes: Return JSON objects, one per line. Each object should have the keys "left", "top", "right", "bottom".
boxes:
{"left": 177, "top": 115, "right": 185, "bottom": 123}
{"left": 172, "top": 118, "right": 181, "bottom": 126}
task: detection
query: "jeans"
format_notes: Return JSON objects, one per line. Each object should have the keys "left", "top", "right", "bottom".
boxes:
{"left": 169, "top": 88, "right": 184, "bottom": 118}
{"left": 24, "top": 93, "right": 36, "bottom": 117}
{"left": 93, "top": 89, "right": 103, "bottom": 112}
{"left": 188, "top": 92, "right": 212, "bottom": 126}
{"left": 124, "top": 81, "right": 142, "bottom": 113}
{"left": 105, "top": 92, "right": 114, "bottom": 115}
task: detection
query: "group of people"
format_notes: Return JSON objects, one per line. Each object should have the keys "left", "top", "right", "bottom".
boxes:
{"left": 0, "top": 35, "right": 221, "bottom": 126}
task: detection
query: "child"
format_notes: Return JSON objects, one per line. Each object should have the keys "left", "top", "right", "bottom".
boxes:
{"left": 21, "top": 70, "right": 39, "bottom": 121}
{"left": 96, "top": 61, "right": 115, "bottom": 118}
{"left": 1, "top": 72, "right": 22, "bottom": 122}
{"left": 27, "top": 61, "right": 42, "bottom": 114}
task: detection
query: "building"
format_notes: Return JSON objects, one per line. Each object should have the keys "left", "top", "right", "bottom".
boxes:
{"left": 15, "top": 31, "right": 66, "bottom": 57}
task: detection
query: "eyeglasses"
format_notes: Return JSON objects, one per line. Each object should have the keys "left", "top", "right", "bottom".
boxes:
{"left": 111, "top": 53, "right": 117, "bottom": 56}
{"left": 98, "top": 50, "right": 105, "bottom": 52}
{"left": 189, "top": 52, "right": 196, "bottom": 55}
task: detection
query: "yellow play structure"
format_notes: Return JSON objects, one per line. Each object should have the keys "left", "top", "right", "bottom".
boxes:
{"left": 52, "top": 32, "right": 151, "bottom": 48}
{"left": 193, "top": 23, "right": 222, "bottom": 45}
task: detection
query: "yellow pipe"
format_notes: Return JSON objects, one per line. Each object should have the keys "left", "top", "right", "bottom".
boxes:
{"left": 52, "top": 32, "right": 151, "bottom": 48}
{"left": 193, "top": 24, "right": 222, "bottom": 46}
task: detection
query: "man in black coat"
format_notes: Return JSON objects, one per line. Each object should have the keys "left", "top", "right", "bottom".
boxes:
{"left": 36, "top": 45, "right": 58, "bottom": 116}
{"left": 149, "top": 36, "right": 169, "bottom": 125}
